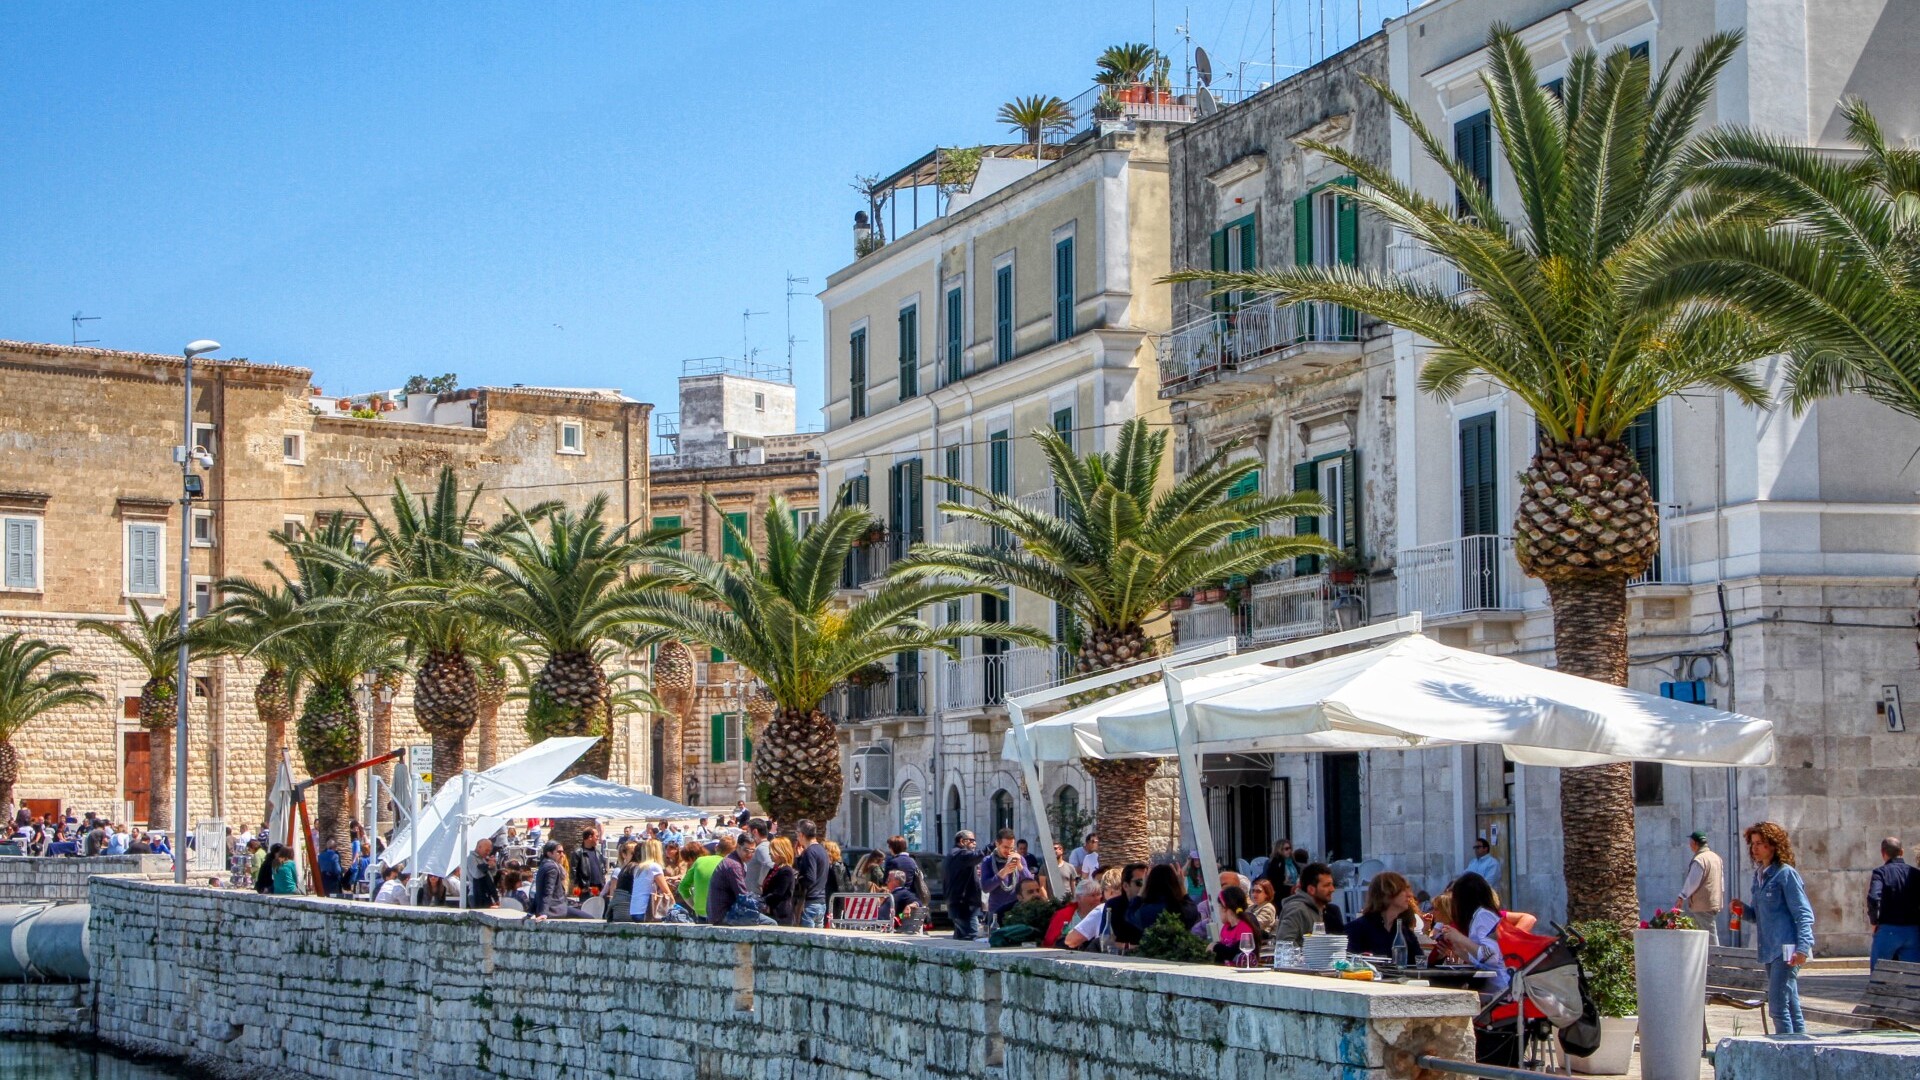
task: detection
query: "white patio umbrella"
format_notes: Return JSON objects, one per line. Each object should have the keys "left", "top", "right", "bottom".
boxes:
{"left": 381, "top": 736, "right": 598, "bottom": 874}
{"left": 1104, "top": 633, "right": 1776, "bottom": 767}
{"left": 471, "top": 776, "right": 702, "bottom": 822}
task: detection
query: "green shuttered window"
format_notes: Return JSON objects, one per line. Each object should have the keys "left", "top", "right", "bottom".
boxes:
{"left": 849, "top": 328, "right": 867, "bottom": 419}
{"left": 1053, "top": 236, "right": 1075, "bottom": 341}
{"left": 994, "top": 264, "right": 1014, "bottom": 364}
{"left": 898, "top": 304, "right": 918, "bottom": 399}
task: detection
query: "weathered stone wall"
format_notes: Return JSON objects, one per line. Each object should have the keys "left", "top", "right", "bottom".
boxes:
{"left": 0, "top": 856, "right": 173, "bottom": 903}
{"left": 0, "top": 981, "right": 91, "bottom": 1038}
{"left": 86, "top": 877, "right": 1475, "bottom": 1079}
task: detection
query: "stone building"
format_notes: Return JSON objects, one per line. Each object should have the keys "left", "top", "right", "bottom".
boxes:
{"left": 646, "top": 361, "right": 819, "bottom": 810}
{"left": 0, "top": 338, "right": 654, "bottom": 829}
{"left": 1159, "top": 31, "right": 1399, "bottom": 874}
{"left": 817, "top": 104, "right": 1188, "bottom": 854}
{"left": 1149, "top": 0, "right": 1919, "bottom": 951}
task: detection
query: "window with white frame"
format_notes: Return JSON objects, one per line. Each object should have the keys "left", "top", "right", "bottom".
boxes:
{"left": 1317, "top": 456, "right": 1346, "bottom": 547}
{"left": 794, "top": 507, "right": 820, "bottom": 534}
{"left": 2, "top": 516, "right": 41, "bottom": 591}
{"left": 754, "top": 392, "right": 766, "bottom": 412}
{"left": 125, "top": 522, "right": 163, "bottom": 597}
{"left": 281, "top": 515, "right": 305, "bottom": 538}
{"left": 191, "top": 509, "right": 215, "bottom": 547}
{"left": 282, "top": 432, "right": 305, "bottom": 465}
{"left": 193, "top": 423, "right": 217, "bottom": 457}
{"left": 194, "top": 579, "right": 214, "bottom": 618}
{"left": 559, "top": 420, "right": 585, "bottom": 455}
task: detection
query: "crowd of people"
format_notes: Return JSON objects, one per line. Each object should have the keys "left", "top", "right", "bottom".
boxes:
{"left": 4, "top": 807, "right": 171, "bottom": 858}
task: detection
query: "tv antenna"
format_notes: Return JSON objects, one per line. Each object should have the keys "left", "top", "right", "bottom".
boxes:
{"left": 784, "top": 272, "right": 811, "bottom": 372}
{"left": 741, "top": 308, "right": 767, "bottom": 365}
{"left": 71, "top": 311, "right": 100, "bottom": 346}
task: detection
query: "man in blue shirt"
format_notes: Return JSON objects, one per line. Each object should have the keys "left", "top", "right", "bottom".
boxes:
{"left": 978, "top": 828, "right": 1034, "bottom": 921}
{"left": 1869, "top": 836, "right": 1919, "bottom": 969}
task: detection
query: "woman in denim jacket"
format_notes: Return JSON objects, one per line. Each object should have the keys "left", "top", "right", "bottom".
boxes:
{"left": 1744, "top": 822, "right": 1815, "bottom": 1033}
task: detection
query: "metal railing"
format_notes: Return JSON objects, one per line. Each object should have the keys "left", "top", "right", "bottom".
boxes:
{"left": 1388, "top": 235, "right": 1472, "bottom": 298}
{"left": 1628, "top": 508, "right": 1690, "bottom": 586}
{"left": 1171, "top": 602, "right": 1238, "bottom": 648}
{"left": 1051, "top": 84, "right": 1245, "bottom": 143}
{"left": 1246, "top": 575, "right": 1328, "bottom": 643}
{"left": 831, "top": 671, "right": 927, "bottom": 723}
{"left": 1157, "top": 294, "right": 1359, "bottom": 393}
{"left": 944, "top": 645, "right": 1070, "bottom": 710}
{"left": 853, "top": 537, "right": 894, "bottom": 586}
{"left": 1396, "top": 534, "right": 1522, "bottom": 618}
{"left": 1015, "top": 486, "right": 1057, "bottom": 517}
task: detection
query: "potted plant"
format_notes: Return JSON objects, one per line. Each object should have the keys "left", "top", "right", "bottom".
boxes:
{"left": 1137, "top": 911, "right": 1213, "bottom": 964}
{"left": 1326, "top": 551, "right": 1364, "bottom": 585}
{"left": 1196, "top": 584, "right": 1226, "bottom": 605}
{"left": 845, "top": 662, "right": 890, "bottom": 689}
{"left": 1093, "top": 91, "right": 1124, "bottom": 121}
{"left": 1633, "top": 909, "right": 1710, "bottom": 1079}
{"left": 1567, "top": 920, "right": 1637, "bottom": 1075}
{"left": 1166, "top": 593, "right": 1193, "bottom": 611}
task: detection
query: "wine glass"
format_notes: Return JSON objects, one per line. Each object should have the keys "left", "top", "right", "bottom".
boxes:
{"left": 1238, "top": 934, "right": 1256, "bottom": 969}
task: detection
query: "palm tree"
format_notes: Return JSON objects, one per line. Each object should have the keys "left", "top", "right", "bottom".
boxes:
{"left": 460, "top": 495, "right": 682, "bottom": 851}
{"left": 897, "top": 418, "right": 1328, "bottom": 866}
{"left": 222, "top": 514, "right": 399, "bottom": 854}
{"left": 196, "top": 570, "right": 302, "bottom": 772}
{"left": 633, "top": 495, "right": 1041, "bottom": 829}
{"left": 1642, "top": 98, "right": 1920, "bottom": 421}
{"left": 998, "top": 94, "right": 1075, "bottom": 152}
{"left": 468, "top": 626, "right": 518, "bottom": 772}
{"left": 348, "top": 467, "right": 530, "bottom": 792}
{"left": 0, "top": 635, "right": 101, "bottom": 813}
{"left": 1166, "top": 28, "right": 1782, "bottom": 924}
{"left": 79, "top": 601, "right": 190, "bottom": 831}
{"left": 1095, "top": 42, "right": 1159, "bottom": 88}
{"left": 650, "top": 639, "right": 697, "bottom": 803}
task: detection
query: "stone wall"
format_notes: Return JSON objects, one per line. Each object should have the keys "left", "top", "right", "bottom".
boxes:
{"left": 0, "top": 855, "right": 173, "bottom": 903}
{"left": 0, "top": 981, "right": 91, "bottom": 1038}
{"left": 87, "top": 877, "right": 1474, "bottom": 1079}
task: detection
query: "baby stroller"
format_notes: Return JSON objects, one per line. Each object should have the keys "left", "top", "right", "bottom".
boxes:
{"left": 1474, "top": 922, "right": 1602, "bottom": 1071}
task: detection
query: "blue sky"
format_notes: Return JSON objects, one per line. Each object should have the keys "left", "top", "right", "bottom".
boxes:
{"left": 1, "top": 2, "right": 1399, "bottom": 441}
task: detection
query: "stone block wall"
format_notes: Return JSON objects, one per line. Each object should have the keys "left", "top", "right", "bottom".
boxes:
{"left": 0, "top": 981, "right": 91, "bottom": 1038}
{"left": 87, "top": 877, "right": 1474, "bottom": 1080}
{"left": 0, "top": 855, "right": 173, "bottom": 903}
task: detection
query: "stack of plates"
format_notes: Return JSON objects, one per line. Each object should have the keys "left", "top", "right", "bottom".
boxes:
{"left": 1302, "top": 934, "right": 1347, "bottom": 970}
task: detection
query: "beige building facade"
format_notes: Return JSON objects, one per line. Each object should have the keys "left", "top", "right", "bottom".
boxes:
{"left": 818, "top": 119, "right": 1182, "bottom": 853}
{"left": 0, "top": 339, "right": 654, "bottom": 829}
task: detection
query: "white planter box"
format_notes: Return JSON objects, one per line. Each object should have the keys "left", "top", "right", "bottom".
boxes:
{"left": 1568, "top": 1014, "right": 1638, "bottom": 1075}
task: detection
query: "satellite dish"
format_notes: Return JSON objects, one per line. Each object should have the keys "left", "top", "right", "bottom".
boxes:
{"left": 1196, "top": 86, "right": 1219, "bottom": 117}
{"left": 1195, "top": 46, "right": 1213, "bottom": 87}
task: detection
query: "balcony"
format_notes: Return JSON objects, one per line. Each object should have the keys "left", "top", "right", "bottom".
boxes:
{"left": 944, "top": 645, "right": 1071, "bottom": 711}
{"left": 1388, "top": 235, "right": 1472, "bottom": 298}
{"left": 1629, "top": 508, "right": 1691, "bottom": 587}
{"left": 649, "top": 446, "right": 767, "bottom": 471}
{"left": 830, "top": 671, "right": 927, "bottom": 724}
{"left": 1245, "top": 576, "right": 1329, "bottom": 644}
{"left": 1171, "top": 602, "right": 1239, "bottom": 648}
{"left": 844, "top": 536, "right": 894, "bottom": 589}
{"left": 1157, "top": 295, "right": 1361, "bottom": 399}
{"left": 1396, "top": 535, "right": 1523, "bottom": 619}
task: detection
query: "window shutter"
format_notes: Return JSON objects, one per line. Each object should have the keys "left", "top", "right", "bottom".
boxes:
{"left": 898, "top": 305, "right": 918, "bottom": 399}
{"left": 743, "top": 730, "right": 752, "bottom": 763}
{"left": 905, "top": 458, "right": 924, "bottom": 544}
{"left": 723, "top": 512, "right": 749, "bottom": 560}
{"left": 1227, "top": 466, "right": 1261, "bottom": 545}
{"left": 1292, "top": 461, "right": 1320, "bottom": 575}
{"left": 943, "top": 445, "right": 962, "bottom": 503}
{"left": 1054, "top": 237, "right": 1074, "bottom": 341}
{"left": 1459, "top": 413, "right": 1499, "bottom": 536}
{"left": 849, "top": 329, "right": 868, "bottom": 419}
{"left": 1338, "top": 449, "right": 1361, "bottom": 556}
{"left": 852, "top": 474, "right": 869, "bottom": 507}
{"left": 4, "top": 520, "right": 32, "bottom": 588}
{"left": 711, "top": 714, "right": 726, "bottom": 763}
{"left": 1453, "top": 111, "right": 1492, "bottom": 216}
{"left": 989, "top": 432, "right": 1010, "bottom": 496}
{"left": 887, "top": 462, "right": 903, "bottom": 540}
{"left": 945, "top": 287, "right": 964, "bottom": 384}
{"left": 1208, "top": 228, "right": 1230, "bottom": 313}
{"left": 652, "top": 515, "right": 682, "bottom": 550}
{"left": 1293, "top": 194, "right": 1313, "bottom": 266}
{"left": 1333, "top": 177, "right": 1358, "bottom": 266}
{"left": 994, "top": 265, "right": 1014, "bottom": 364}
{"left": 1624, "top": 408, "right": 1660, "bottom": 501}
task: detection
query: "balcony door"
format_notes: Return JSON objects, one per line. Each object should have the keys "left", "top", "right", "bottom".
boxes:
{"left": 1458, "top": 413, "right": 1500, "bottom": 609}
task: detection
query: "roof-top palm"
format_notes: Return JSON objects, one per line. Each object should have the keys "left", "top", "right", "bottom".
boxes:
{"left": 998, "top": 94, "right": 1075, "bottom": 147}
{"left": 1640, "top": 98, "right": 1920, "bottom": 422}
{"left": 1167, "top": 28, "right": 1780, "bottom": 926}
{"left": 896, "top": 418, "right": 1328, "bottom": 865}
{"left": 80, "top": 601, "right": 190, "bottom": 831}
{"left": 632, "top": 494, "right": 1042, "bottom": 827}
{"left": 459, "top": 494, "right": 682, "bottom": 847}
{"left": 0, "top": 634, "right": 102, "bottom": 814}
{"left": 1095, "top": 43, "right": 1159, "bottom": 87}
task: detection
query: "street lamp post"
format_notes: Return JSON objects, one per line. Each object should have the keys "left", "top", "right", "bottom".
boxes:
{"left": 176, "top": 339, "right": 220, "bottom": 883}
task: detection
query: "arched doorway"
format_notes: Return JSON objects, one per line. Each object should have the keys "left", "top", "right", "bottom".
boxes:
{"left": 899, "top": 781, "right": 924, "bottom": 852}
{"left": 946, "top": 786, "right": 963, "bottom": 848}
{"left": 991, "top": 789, "right": 1015, "bottom": 837}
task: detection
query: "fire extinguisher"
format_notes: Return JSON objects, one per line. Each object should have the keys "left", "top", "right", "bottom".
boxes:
{"left": 1729, "top": 898, "right": 1743, "bottom": 934}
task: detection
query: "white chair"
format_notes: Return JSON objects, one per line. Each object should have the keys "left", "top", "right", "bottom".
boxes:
{"left": 580, "top": 896, "right": 605, "bottom": 919}
{"left": 1355, "top": 858, "right": 1386, "bottom": 887}
{"left": 1329, "top": 859, "right": 1360, "bottom": 887}
{"left": 500, "top": 896, "right": 524, "bottom": 913}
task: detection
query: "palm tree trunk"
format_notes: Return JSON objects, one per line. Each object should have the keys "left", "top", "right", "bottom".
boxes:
{"left": 416, "top": 651, "right": 478, "bottom": 794}
{"left": 1545, "top": 573, "right": 1640, "bottom": 926}
{"left": 295, "top": 683, "right": 360, "bottom": 857}
{"left": 0, "top": 742, "right": 16, "bottom": 817}
{"left": 528, "top": 651, "right": 610, "bottom": 855}
{"left": 473, "top": 660, "right": 508, "bottom": 772}
{"left": 147, "top": 724, "right": 174, "bottom": 833}
{"left": 659, "top": 710, "right": 684, "bottom": 805}
{"left": 255, "top": 667, "right": 292, "bottom": 770}
{"left": 756, "top": 706, "right": 841, "bottom": 829}
{"left": 1084, "top": 757, "right": 1161, "bottom": 866}
{"left": 370, "top": 671, "right": 401, "bottom": 819}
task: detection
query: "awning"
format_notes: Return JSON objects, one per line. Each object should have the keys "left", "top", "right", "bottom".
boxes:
{"left": 471, "top": 776, "right": 702, "bottom": 822}
{"left": 381, "top": 736, "right": 597, "bottom": 872}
